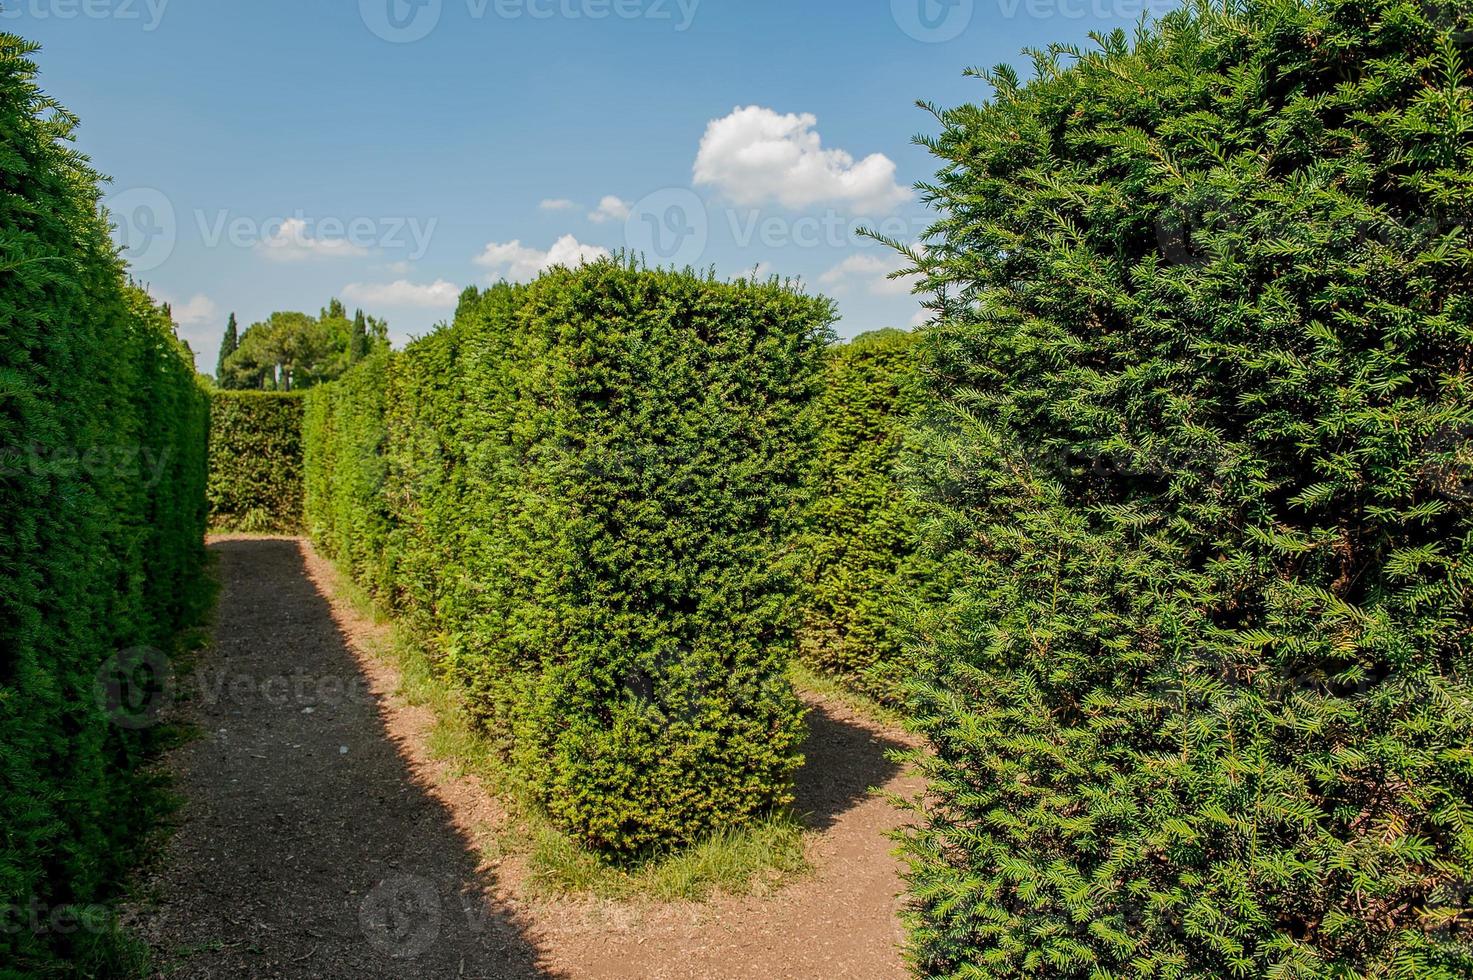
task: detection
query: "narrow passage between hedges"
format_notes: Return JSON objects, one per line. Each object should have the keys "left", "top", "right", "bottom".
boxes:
{"left": 132, "top": 537, "right": 919, "bottom": 979}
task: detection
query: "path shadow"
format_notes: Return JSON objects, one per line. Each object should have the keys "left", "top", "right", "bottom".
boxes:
{"left": 793, "top": 700, "right": 908, "bottom": 832}
{"left": 136, "top": 538, "right": 556, "bottom": 979}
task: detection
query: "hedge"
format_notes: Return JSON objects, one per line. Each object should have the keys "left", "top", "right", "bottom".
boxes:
{"left": 207, "top": 390, "right": 305, "bottom": 532}
{"left": 302, "top": 346, "right": 392, "bottom": 592}
{"left": 799, "top": 328, "right": 931, "bottom": 702}
{"left": 899, "top": 0, "right": 1473, "bottom": 976}
{"left": 306, "top": 264, "right": 834, "bottom": 856}
{"left": 0, "top": 34, "right": 210, "bottom": 975}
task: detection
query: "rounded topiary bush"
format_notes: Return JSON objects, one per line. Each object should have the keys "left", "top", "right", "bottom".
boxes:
{"left": 900, "top": 0, "right": 1473, "bottom": 976}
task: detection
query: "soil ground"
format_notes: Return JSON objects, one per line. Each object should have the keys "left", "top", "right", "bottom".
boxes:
{"left": 131, "top": 537, "right": 920, "bottom": 979}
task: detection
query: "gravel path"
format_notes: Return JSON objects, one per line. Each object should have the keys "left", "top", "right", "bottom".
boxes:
{"left": 134, "top": 537, "right": 919, "bottom": 979}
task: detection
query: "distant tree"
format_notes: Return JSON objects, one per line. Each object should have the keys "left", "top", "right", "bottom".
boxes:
{"left": 220, "top": 300, "right": 390, "bottom": 391}
{"left": 223, "top": 312, "right": 333, "bottom": 391}
{"left": 216, "top": 313, "right": 239, "bottom": 386}
{"left": 348, "top": 308, "right": 368, "bottom": 364}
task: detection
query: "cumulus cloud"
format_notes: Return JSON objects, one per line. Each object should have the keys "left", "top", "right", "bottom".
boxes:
{"left": 587, "top": 195, "right": 632, "bottom": 224}
{"left": 540, "top": 198, "right": 578, "bottom": 211}
{"left": 341, "top": 279, "right": 461, "bottom": 309}
{"left": 257, "top": 217, "right": 370, "bottom": 262}
{"left": 162, "top": 292, "right": 221, "bottom": 326}
{"left": 473, "top": 234, "right": 610, "bottom": 281}
{"left": 820, "top": 252, "right": 918, "bottom": 296}
{"left": 694, "top": 106, "right": 911, "bottom": 214}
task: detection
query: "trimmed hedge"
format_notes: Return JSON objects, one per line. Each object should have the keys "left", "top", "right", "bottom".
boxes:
{"left": 207, "top": 390, "right": 305, "bottom": 532}
{"left": 302, "top": 347, "right": 392, "bottom": 591}
{"left": 799, "top": 328, "right": 930, "bottom": 702}
{"left": 901, "top": 1, "right": 1473, "bottom": 977}
{"left": 306, "top": 264, "right": 834, "bottom": 856}
{"left": 0, "top": 34, "right": 209, "bottom": 975}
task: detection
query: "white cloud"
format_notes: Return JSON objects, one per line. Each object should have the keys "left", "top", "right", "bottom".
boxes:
{"left": 385, "top": 260, "right": 414, "bottom": 274}
{"left": 163, "top": 292, "right": 220, "bottom": 326}
{"left": 820, "top": 253, "right": 918, "bottom": 296}
{"left": 910, "top": 309, "right": 931, "bottom": 328}
{"left": 540, "top": 198, "right": 578, "bottom": 211}
{"left": 587, "top": 195, "right": 632, "bottom": 224}
{"left": 473, "top": 234, "right": 610, "bottom": 281}
{"left": 694, "top": 106, "right": 911, "bottom": 214}
{"left": 258, "top": 217, "right": 370, "bottom": 262}
{"left": 341, "top": 279, "right": 461, "bottom": 309}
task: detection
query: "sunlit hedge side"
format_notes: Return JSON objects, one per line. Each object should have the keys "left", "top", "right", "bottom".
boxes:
{"left": 0, "top": 34, "right": 210, "bottom": 974}
{"left": 901, "top": 0, "right": 1473, "bottom": 976}
{"left": 302, "top": 348, "right": 392, "bottom": 595}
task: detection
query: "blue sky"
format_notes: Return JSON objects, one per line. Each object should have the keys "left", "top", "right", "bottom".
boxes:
{"left": 13, "top": 0, "right": 1170, "bottom": 372}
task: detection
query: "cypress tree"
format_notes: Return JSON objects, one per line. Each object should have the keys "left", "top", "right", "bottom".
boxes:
{"left": 216, "top": 312, "right": 238, "bottom": 386}
{"left": 349, "top": 308, "right": 368, "bottom": 364}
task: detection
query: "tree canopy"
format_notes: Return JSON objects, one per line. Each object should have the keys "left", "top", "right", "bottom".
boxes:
{"left": 217, "top": 300, "right": 388, "bottom": 391}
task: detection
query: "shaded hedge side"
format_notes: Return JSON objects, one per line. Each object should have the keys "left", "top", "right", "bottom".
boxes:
{"left": 0, "top": 34, "right": 210, "bottom": 975}
{"left": 799, "top": 328, "right": 932, "bottom": 702}
{"left": 900, "top": 0, "right": 1473, "bottom": 976}
{"left": 306, "top": 264, "right": 835, "bottom": 856}
{"left": 207, "top": 390, "right": 304, "bottom": 532}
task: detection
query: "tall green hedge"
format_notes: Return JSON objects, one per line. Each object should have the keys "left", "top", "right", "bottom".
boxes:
{"left": 799, "top": 328, "right": 931, "bottom": 702}
{"left": 207, "top": 390, "right": 305, "bottom": 532}
{"left": 900, "top": 0, "right": 1473, "bottom": 976}
{"left": 0, "top": 34, "right": 210, "bottom": 975}
{"left": 306, "top": 264, "right": 834, "bottom": 856}
{"left": 302, "top": 347, "right": 392, "bottom": 591}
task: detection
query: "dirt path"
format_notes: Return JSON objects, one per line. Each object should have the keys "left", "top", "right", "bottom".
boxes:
{"left": 134, "top": 537, "right": 919, "bottom": 979}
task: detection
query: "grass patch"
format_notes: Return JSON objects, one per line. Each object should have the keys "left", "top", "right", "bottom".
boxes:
{"left": 789, "top": 660, "right": 907, "bottom": 730}
{"left": 314, "top": 549, "right": 812, "bottom": 904}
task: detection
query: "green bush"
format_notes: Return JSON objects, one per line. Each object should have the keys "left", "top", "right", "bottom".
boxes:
{"left": 303, "top": 347, "right": 393, "bottom": 592}
{"left": 207, "top": 390, "right": 305, "bottom": 532}
{"left": 0, "top": 34, "right": 209, "bottom": 975}
{"left": 799, "top": 328, "right": 931, "bottom": 702}
{"left": 307, "top": 264, "right": 834, "bottom": 856}
{"left": 900, "top": 1, "right": 1473, "bottom": 976}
